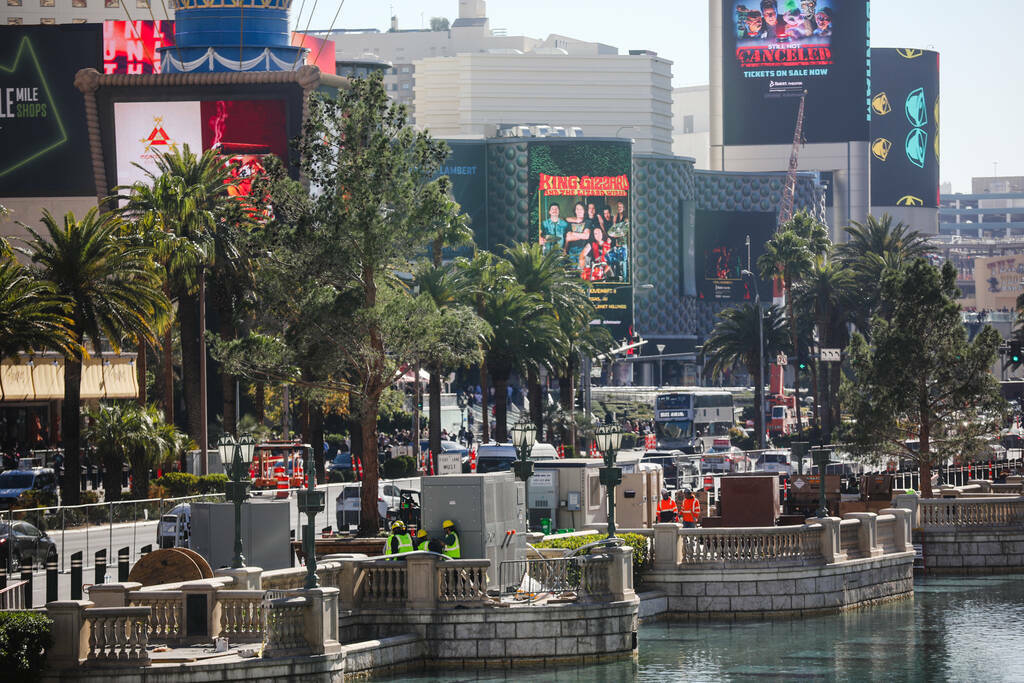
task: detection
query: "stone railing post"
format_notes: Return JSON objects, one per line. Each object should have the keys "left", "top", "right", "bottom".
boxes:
{"left": 967, "top": 479, "right": 992, "bottom": 493}
{"left": 333, "top": 560, "right": 360, "bottom": 610}
{"left": 892, "top": 493, "right": 920, "bottom": 529}
{"left": 605, "top": 545, "right": 635, "bottom": 602}
{"left": 880, "top": 508, "right": 914, "bottom": 552}
{"left": 405, "top": 554, "right": 439, "bottom": 609}
{"left": 843, "top": 512, "right": 882, "bottom": 558}
{"left": 181, "top": 581, "right": 221, "bottom": 642}
{"left": 215, "top": 566, "right": 262, "bottom": 590}
{"left": 87, "top": 582, "right": 141, "bottom": 607}
{"left": 302, "top": 587, "right": 341, "bottom": 656}
{"left": 46, "top": 600, "right": 93, "bottom": 669}
{"left": 810, "top": 517, "right": 846, "bottom": 564}
{"left": 653, "top": 523, "right": 682, "bottom": 570}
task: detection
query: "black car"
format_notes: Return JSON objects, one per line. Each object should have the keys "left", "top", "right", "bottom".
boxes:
{"left": 0, "top": 520, "right": 57, "bottom": 571}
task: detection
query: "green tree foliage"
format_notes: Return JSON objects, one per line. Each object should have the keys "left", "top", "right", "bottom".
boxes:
{"left": 20, "top": 209, "right": 169, "bottom": 505}
{"left": 0, "top": 257, "right": 72, "bottom": 361}
{"left": 429, "top": 16, "right": 450, "bottom": 31}
{"left": 701, "top": 303, "right": 789, "bottom": 444}
{"left": 843, "top": 259, "right": 1004, "bottom": 498}
{"left": 0, "top": 611, "right": 53, "bottom": 682}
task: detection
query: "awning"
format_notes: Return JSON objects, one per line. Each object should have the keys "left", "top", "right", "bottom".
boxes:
{"left": 103, "top": 358, "right": 138, "bottom": 399}
{"left": 79, "top": 360, "right": 106, "bottom": 400}
{"left": 31, "top": 360, "right": 63, "bottom": 399}
{"left": 0, "top": 362, "right": 34, "bottom": 401}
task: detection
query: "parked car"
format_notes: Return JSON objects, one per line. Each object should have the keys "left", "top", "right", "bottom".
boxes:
{"left": 471, "top": 442, "right": 560, "bottom": 473}
{"left": 1, "top": 520, "right": 57, "bottom": 571}
{"left": 419, "top": 440, "right": 469, "bottom": 470}
{"left": 335, "top": 482, "right": 401, "bottom": 530}
{"left": 157, "top": 503, "right": 191, "bottom": 549}
{"left": 0, "top": 467, "right": 57, "bottom": 508}
{"left": 327, "top": 452, "right": 352, "bottom": 473}
{"left": 756, "top": 449, "right": 794, "bottom": 476}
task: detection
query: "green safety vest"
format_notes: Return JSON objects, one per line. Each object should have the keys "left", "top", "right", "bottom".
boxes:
{"left": 386, "top": 532, "right": 413, "bottom": 554}
{"left": 443, "top": 531, "right": 461, "bottom": 558}
{"left": 414, "top": 538, "right": 429, "bottom": 551}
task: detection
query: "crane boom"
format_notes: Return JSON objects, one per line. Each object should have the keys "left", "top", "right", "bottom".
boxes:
{"left": 777, "top": 90, "right": 807, "bottom": 227}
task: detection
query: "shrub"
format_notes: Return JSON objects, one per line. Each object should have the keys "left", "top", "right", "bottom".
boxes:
{"left": 155, "top": 472, "right": 198, "bottom": 498}
{"left": 79, "top": 490, "right": 100, "bottom": 505}
{"left": 0, "top": 611, "right": 53, "bottom": 682}
{"left": 532, "top": 532, "right": 650, "bottom": 579}
{"left": 197, "top": 474, "right": 228, "bottom": 494}
{"left": 328, "top": 469, "right": 355, "bottom": 484}
{"left": 382, "top": 455, "right": 416, "bottom": 479}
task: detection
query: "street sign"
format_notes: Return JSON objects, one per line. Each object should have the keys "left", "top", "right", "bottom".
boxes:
{"left": 820, "top": 348, "right": 841, "bottom": 362}
{"left": 436, "top": 452, "right": 462, "bottom": 476}
{"left": 776, "top": 354, "right": 788, "bottom": 366}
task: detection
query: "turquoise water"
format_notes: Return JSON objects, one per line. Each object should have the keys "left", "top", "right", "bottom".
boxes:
{"left": 378, "top": 574, "right": 1024, "bottom": 681}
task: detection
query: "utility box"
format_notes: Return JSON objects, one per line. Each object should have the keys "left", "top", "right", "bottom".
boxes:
{"left": 717, "top": 474, "right": 781, "bottom": 527}
{"left": 785, "top": 474, "right": 841, "bottom": 519}
{"left": 190, "top": 500, "right": 291, "bottom": 571}
{"left": 420, "top": 472, "right": 525, "bottom": 584}
{"left": 527, "top": 468, "right": 559, "bottom": 532}
{"left": 615, "top": 466, "right": 663, "bottom": 529}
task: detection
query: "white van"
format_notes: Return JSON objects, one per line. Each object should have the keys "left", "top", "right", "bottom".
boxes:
{"left": 157, "top": 503, "right": 191, "bottom": 549}
{"left": 474, "top": 442, "right": 559, "bottom": 473}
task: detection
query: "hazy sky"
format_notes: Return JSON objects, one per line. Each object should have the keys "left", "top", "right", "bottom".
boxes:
{"left": 296, "top": 1, "right": 1019, "bottom": 193}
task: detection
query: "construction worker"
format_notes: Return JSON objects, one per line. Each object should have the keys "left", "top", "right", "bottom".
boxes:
{"left": 414, "top": 528, "right": 429, "bottom": 551}
{"left": 656, "top": 489, "right": 678, "bottom": 523}
{"left": 386, "top": 520, "right": 413, "bottom": 555}
{"left": 680, "top": 488, "right": 701, "bottom": 528}
{"left": 442, "top": 519, "right": 461, "bottom": 558}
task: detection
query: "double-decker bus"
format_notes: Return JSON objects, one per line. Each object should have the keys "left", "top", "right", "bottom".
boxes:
{"left": 652, "top": 389, "right": 736, "bottom": 452}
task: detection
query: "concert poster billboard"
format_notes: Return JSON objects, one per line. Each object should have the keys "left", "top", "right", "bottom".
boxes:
{"left": 439, "top": 140, "right": 486, "bottom": 258}
{"left": 869, "top": 48, "right": 939, "bottom": 208}
{"left": 0, "top": 24, "right": 101, "bottom": 197}
{"left": 103, "top": 20, "right": 175, "bottom": 75}
{"left": 529, "top": 140, "right": 633, "bottom": 341}
{"left": 722, "top": 0, "right": 870, "bottom": 146}
{"left": 694, "top": 210, "right": 775, "bottom": 301}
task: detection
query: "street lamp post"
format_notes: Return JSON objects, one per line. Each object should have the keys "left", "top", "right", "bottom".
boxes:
{"left": 297, "top": 445, "right": 325, "bottom": 589}
{"left": 457, "top": 392, "right": 468, "bottom": 433}
{"left": 812, "top": 446, "right": 831, "bottom": 517}
{"left": 595, "top": 425, "right": 623, "bottom": 537}
{"left": 216, "top": 434, "right": 256, "bottom": 569}
{"left": 510, "top": 420, "right": 536, "bottom": 529}
{"left": 741, "top": 270, "right": 766, "bottom": 450}
{"left": 656, "top": 344, "right": 666, "bottom": 387}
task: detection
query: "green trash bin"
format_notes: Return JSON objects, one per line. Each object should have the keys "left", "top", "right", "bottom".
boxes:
{"left": 540, "top": 518, "right": 552, "bottom": 535}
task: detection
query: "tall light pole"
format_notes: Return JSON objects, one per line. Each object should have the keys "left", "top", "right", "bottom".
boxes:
{"left": 742, "top": 270, "right": 766, "bottom": 450}
{"left": 216, "top": 434, "right": 256, "bottom": 569}
{"left": 595, "top": 425, "right": 623, "bottom": 537}
{"left": 656, "top": 344, "right": 666, "bottom": 387}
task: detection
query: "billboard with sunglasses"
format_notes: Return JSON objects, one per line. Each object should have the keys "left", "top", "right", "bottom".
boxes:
{"left": 869, "top": 48, "right": 939, "bottom": 208}
{"left": 722, "top": 0, "right": 870, "bottom": 146}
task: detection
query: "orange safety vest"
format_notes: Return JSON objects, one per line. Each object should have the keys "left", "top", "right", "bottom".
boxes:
{"left": 680, "top": 497, "right": 701, "bottom": 523}
{"left": 657, "top": 498, "right": 677, "bottom": 519}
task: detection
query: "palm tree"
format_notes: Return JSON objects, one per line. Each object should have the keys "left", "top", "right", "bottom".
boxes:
{"left": 0, "top": 256, "right": 73, "bottom": 361}
{"left": 701, "top": 303, "right": 789, "bottom": 444}
{"left": 795, "top": 261, "right": 856, "bottom": 442}
{"left": 85, "top": 403, "right": 188, "bottom": 501}
{"left": 758, "top": 229, "right": 814, "bottom": 433}
{"left": 836, "top": 213, "right": 930, "bottom": 339}
{"left": 123, "top": 145, "right": 239, "bottom": 449}
{"left": 21, "top": 208, "right": 168, "bottom": 505}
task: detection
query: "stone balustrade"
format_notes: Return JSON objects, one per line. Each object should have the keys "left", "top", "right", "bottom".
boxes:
{"left": 84, "top": 606, "right": 151, "bottom": 666}
{"left": 355, "top": 559, "right": 408, "bottom": 607}
{"left": 917, "top": 496, "right": 1024, "bottom": 530}
{"left": 438, "top": 560, "right": 489, "bottom": 605}
{"left": 128, "top": 591, "right": 183, "bottom": 641}
{"left": 262, "top": 595, "right": 310, "bottom": 656}
{"left": 218, "top": 590, "right": 265, "bottom": 642}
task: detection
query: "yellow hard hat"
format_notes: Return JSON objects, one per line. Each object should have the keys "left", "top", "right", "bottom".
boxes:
{"left": 442, "top": 519, "right": 455, "bottom": 529}
{"left": 391, "top": 520, "right": 406, "bottom": 531}
{"left": 416, "top": 528, "right": 428, "bottom": 538}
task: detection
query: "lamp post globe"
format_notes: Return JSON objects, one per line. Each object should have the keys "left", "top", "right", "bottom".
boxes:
{"left": 596, "top": 425, "right": 624, "bottom": 537}
{"left": 510, "top": 420, "right": 536, "bottom": 528}
{"left": 218, "top": 434, "right": 252, "bottom": 569}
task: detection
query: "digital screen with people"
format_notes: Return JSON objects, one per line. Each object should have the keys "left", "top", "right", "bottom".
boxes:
{"left": 529, "top": 140, "right": 633, "bottom": 341}
{"left": 722, "top": 0, "right": 869, "bottom": 146}
{"left": 694, "top": 210, "right": 775, "bottom": 301}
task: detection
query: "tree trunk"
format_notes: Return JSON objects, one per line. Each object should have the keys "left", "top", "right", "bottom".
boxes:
{"left": 428, "top": 366, "right": 442, "bottom": 458}
{"left": 130, "top": 454, "right": 149, "bottom": 500}
{"left": 919, "top": 393, "right": 933, "bottom": 499}
{"left": 558, "top": 368, "right": 573, "bottom": 452}
{"left": 311, "top": 403, "right": 325, "bottom": 483}
{"left": 256, "top": 383, "right": 265, "bottom": 425}
{"left": 162, "top": 285, "right": 174, "bottom": 424}
{"left": 527, "top": 366, "right": 543, "bottom": 438}
{"left": 809, "top": 359, "right": 819, "bottom": 435}
{"left": 178, "top": 287, "right": 203, "bottom": 447}
{"left": 830, "top": 361, "right": 842, "bottom": 441}
{"left": 787, "top": 284, "right": 801, "bottom": 433}
{"left": 137, "top": 339, "right": 147, "bottom": 406}
{"left": 479, "top": 364, "right": 489, "bottom": 444}
{"left": 61, "top": 356, "right": 83, "bottom": 505}
{"left": 358, "top": 401, "right": 381, "bottom": 536}
{"left": 220, "top": 315, "right": 236, "bottom": 437}
{"left": 102, "top": 453, "right": 122, "bottom": 502}
{"left": 490, "top": 368, "right": 509, "bottom": 443}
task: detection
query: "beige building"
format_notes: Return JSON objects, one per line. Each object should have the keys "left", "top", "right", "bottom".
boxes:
{"left": 1, "top": 0, "right": 172, "bottom": 26}
{"left": 672, "top": 84, "right": 711, "bottom": 168}
{"left": 972, "top": 253, "right": 1024, "bottom": 312}
{"left": 413, "top": 51, "right": 674, "bottom": 156}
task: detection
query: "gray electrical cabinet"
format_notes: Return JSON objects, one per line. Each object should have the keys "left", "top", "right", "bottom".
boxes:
{"left": 527, "top": 468, "right": 559, "bottom": 532}
{"left": 190, "top": 500, "right": 291, "bottom": 571}
{"left": 420, "top": 472, "right": 525, "bottom": 584}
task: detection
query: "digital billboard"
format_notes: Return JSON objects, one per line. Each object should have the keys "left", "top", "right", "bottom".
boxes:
{"left": 529, "top": 140, "right": 633, "bottom": 341}
{"left": 103, "top": 20, "right": 175, "bottom": 75}
{"left": 694, "top": 210, "right": 775, "bottom": 301}
{"left": 439, "top": 140, "right": 486, "bottom": 257}
{"left": 869, "top": 48, "right": 939, "bottom": 208}
{"left": 721, "top": 0, "right": 870, "bottom": 146}
{"left": 0, "top": 25, "right": 101, "bottom": 197}
{"left": 290, "top": 32, "right": 336, "bottom": 75}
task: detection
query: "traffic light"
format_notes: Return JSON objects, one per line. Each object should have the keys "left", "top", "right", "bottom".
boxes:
{"left": 1011, "top": 341, "right": 1022, "bottom": 364}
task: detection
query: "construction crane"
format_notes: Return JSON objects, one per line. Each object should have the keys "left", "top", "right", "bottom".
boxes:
{"left": 777, "top": 90, "right": 808, "bottom": 227}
